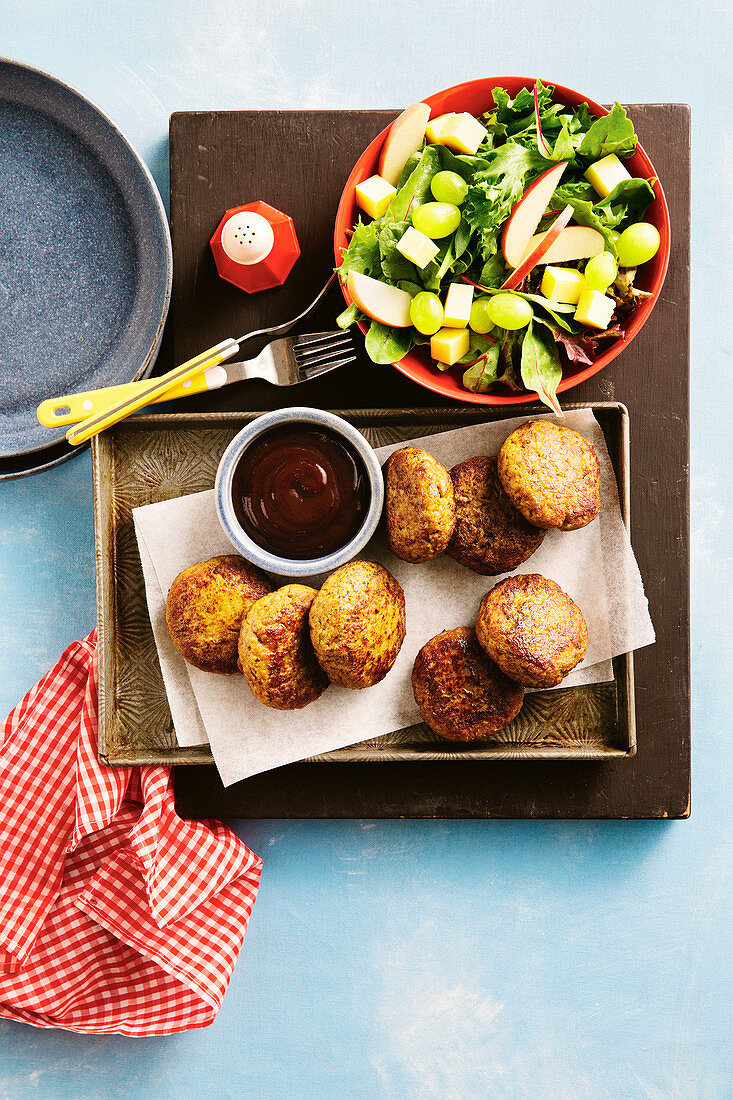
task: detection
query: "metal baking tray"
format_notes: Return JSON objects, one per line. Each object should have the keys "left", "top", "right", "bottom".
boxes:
{"left": 93, "top": 403, "right": 634, "bottom": 766}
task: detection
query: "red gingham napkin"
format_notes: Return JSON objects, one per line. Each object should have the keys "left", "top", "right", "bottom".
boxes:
{"left": 0, "top": 631, "right": 262, "bottom": 1036}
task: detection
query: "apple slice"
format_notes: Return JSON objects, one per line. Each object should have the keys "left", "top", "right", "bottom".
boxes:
{"left": 501, "top": 161, "right": 568, "bottom": 268}
{"left": 522, "top": 225, "right": 605, "bottom": 265}
{"left": 500, "top": 204, "right": 574, "bottom": 290}
{"left": 378, "top": 102, "right": 431, "bottom": 187}
{"left": 346, "top": 269, "right": 412, "bottom": 327}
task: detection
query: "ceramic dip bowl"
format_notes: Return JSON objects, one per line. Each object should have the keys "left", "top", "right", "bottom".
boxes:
{"left": 215, "top": 407, "right": 384, "bottom": 578}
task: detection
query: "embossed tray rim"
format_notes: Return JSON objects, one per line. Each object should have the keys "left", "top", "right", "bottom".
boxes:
{"left": 93, "top": 403, "right": 634, "bottom": 766}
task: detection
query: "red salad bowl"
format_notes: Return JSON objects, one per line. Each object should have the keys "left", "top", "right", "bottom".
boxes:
{"left": 334, "top": 77, "right": 670, "bottom": 406}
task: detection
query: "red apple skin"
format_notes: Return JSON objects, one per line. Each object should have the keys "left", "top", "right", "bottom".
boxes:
{"left": 500, "top": 204, "right": 574, "bottom": 290}
{"left": 501, "top": 161, "right": 568, "bottom": 268}
{"left": 378, "top": 102, "right": 431, "bottom": 187}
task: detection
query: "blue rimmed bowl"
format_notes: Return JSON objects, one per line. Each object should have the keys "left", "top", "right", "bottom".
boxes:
{"left": 215, "top": 407, "right": 384, "bottom": 578}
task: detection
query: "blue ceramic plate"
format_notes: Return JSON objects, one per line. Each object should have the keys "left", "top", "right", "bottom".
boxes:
{"left": 0, "top": 58, "right": 172, "bottom": 464}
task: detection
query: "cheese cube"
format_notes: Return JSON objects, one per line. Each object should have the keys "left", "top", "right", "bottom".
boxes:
{"left": 439, "top": 113, "right": 488, "bottom": 155}
{"left": 426, "top": 112, "right": 455, "bottom": 144}
{"left": 396, "top": 226, "right": 439, "bottom": 269}
{"left": 541, "top": 266, "right": 586, "bottom": 305}
{"left": 574, "top": 288, "right": 615, "bottom": 330}
{"left": 431, "top": 326, "right": 470, "bottom": 365}
{"left": 584, "top": 153, "right": 631, "bottom": 199}
{"left": 355, "top": 174, "right": 397, "bottom": 219}
{"left": 443, "top": 283, "right": 474, "bottom": 328}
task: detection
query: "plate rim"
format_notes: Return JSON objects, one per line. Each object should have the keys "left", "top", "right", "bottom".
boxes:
{"left": 0, "top": 55, "right": 172, "bottom": 458}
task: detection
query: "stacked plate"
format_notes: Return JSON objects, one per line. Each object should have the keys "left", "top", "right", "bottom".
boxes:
{"left": 0, "top": 58, "right": 171, "bottom": 480}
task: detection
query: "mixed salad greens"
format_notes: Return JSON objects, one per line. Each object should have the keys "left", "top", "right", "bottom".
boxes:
{"left": 336, "top": 81, "right": 659, "bottom": 412}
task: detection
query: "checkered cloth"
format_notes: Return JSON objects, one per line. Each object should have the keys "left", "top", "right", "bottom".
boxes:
{"left": 0, "top": 632, "right": 261, "bottom": 1035}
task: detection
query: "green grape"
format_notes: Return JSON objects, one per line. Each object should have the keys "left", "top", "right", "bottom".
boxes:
{"left": 412, "top": 202, "right": 462, "bottom": 239}
{"left": 584, "top": 251, "right": 618, "bottom": 291}
{"left": 616, "top": 222, "right": 661, "bottom": 267}
{"left": 409, "top": 291, "right": 444, "bottom": 336}
{"left": 430, "top": 170, "right": 469, "bottom": 206}
{"left": 469, "top": 297, "right": 496, "bottom": 334}
{"left": 486, "top": 293, "right": 532, "bottom": 330}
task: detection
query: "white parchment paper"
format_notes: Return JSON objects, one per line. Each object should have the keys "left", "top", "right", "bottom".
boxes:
{"left": 133, "top": 409, "right": 654, "bottom": 786}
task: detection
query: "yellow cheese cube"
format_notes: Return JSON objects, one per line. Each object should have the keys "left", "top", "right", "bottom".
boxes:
{"left": 431, "top": 326, "right": 470, "bottom": 365}
{"left": 574, "top": 288, "right": 615, "bottom": 330}
{"left": 355, "top": 174, "right": 397, "bottom": 219}
{"left": 439, "top": 113, "right": 488, "bottom": 155}
{"left": 541, "top": 266, "right": 586, "bottom": 305}
{"left": 426, "top": 113, "right": 455, "bottom": 144}
{"left": 443, "top": 283, "right": 474, "bottom": 327}
{"left": 584, "top": 153, "right": 632, "bottom": 198}
{"left": 396, "top": 226, "right": 440, "bottom": 269}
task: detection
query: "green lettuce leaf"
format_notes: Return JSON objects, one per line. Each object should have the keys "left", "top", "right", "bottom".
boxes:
{"left": 463, "top": 142, "right": 547, "bottom": 260}
{"left": 579, "top": 102, "right": 637, "bottom": 160}
{"left": 595, "top": 177, "right": 656, "bottom": 229}
{"left": 336, "top": 302, "right": 361, "bottom": 329}
{"left": 336, "top": 219, "right": 381, "bottom": 280}
{"left": 364, "top": 321, "right": 415, "bottom": 364}
{"left": 479, "top": 253, "right": 507, "bottom": 288}
{"left": 436, "top": 145, "right": 486, "bottom": 180}
{"left": 378, "top": 220, "right": 420, "bottom": 283}
{"left": 520, "top": 321, "right": 563, "bottom": 414}
{"left": 388, "top": 146, "right": 442, "bottom": 221}
{"left": 462, "top": 342, "right": 501, "bottom": 393}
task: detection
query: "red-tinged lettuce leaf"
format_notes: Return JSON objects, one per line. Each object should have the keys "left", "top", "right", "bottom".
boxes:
{"left": 610, "top": 268, "right": 654, "bottom": 320}
{"left": 462, "top": 342, "right": 501, "bottom": 394}
{"left": 580, "top": 325, "right": 625, "bottom": 357}
{"left": 534, "top": 82, "right": 552, "bottom": 158}
{"left": 534, "top": 314, "right": 625, "bottom": 365}
{"left": 533, "top": 315, "right": 595, "bottom": 365}
{"left": 520, "top": 321, "right": 563, "bottom": 414}
{"left": 364, "top": 321, "right": 416, "bottom": 365}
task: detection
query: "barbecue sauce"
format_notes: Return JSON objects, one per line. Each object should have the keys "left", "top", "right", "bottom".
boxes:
{"left": 231, "top": 425, "right": 369, "bottom": 560}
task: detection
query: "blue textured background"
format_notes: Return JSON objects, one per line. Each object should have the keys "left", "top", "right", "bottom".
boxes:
{"left": 0, "top": 2, "right": 730, "bottom": 1097}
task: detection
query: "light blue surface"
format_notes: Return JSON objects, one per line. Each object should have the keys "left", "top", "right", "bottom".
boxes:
{"left": 0, "top": 2, "right": 730, "bottom": 1097}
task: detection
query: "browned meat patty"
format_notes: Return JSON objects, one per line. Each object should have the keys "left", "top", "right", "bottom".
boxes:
{"left": 497, "top": 419, "right": 601, "bottom": 531}
{"left": 446, "top": 455, "right": 545, "bottom": 574}
{"left": 239, "top": 584, "right": 329, "bottom": 709}
{"left": 411, "top": 626, "right": 524, "bottom": 741}
{"left": 476, "top": 573, "right": 588, "bottom": 688}
{"left": 385, "top": 446, "right": 455, "bottom": 563}
{"left": 309, "top": 560, "right": 406, "bottom": 689}
{"left": 166, "top": 555, "right": 271, "bottom": 675}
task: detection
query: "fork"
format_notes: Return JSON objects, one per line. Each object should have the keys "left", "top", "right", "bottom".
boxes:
{"left": 64, "top": 274, "right": 340, "bottom": 446}
{"left": 39, "top": 332, "right": 355, "bottom": 429}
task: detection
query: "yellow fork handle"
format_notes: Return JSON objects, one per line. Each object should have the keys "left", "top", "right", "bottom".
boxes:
{"left": 37, "top": 370, "right": 217, "bottom": 428}
{"left": 66, "top": 339, "right": 239, "bottom": 446}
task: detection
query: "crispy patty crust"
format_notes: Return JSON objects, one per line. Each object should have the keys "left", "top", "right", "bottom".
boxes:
{"left": 475, "top": 573, "right": 588, "bottom": 688}
{"left": 385, "top": 446, "right": 455, "bottom": 564}
{"left": 497, "top": 419, "right": 601, "bottom": 531}
{"left": 411, "top": 626, "right": 524, "bottom": 741}
{"left": 446, "top": 455, "right": 545, "bottom": 574}
{"left": 239, "top": 584, "right": 329, "bottom": 710}
{"left": 309, "top": 560, "right": 406, "bottom": 689}
{"left": 166, "top": 556, "right": 271, "bottom": 675}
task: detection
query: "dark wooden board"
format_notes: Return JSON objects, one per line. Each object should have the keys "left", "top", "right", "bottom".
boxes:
{"left": 168, "top": 105, "right": 690, "bottom": 819}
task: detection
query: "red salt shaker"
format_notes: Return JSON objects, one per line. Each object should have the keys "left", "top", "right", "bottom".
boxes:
{"left": 210, "top": 201, "right": 300, "bottom": 293}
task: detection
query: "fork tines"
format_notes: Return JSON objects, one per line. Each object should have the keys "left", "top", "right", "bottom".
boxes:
{"left": 293, "top": 330, "right": 356, "bottom": 380}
